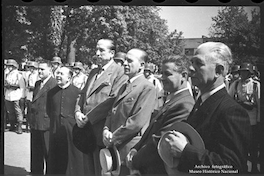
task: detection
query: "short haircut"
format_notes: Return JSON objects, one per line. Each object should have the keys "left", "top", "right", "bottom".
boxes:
{"left": 98, "top": 39, "right": 116, "bottom": 51}
{"left": 38, "top": 59, "right": 52, "bottom": 68}
{"left": 198, "top": 42, "right": 233, "bottom": 76}
{"left": 163, "top": 55, "right": 191, "bottom": 74}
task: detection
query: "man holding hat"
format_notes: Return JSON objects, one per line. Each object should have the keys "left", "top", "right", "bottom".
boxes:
{"left": 74, "top": 39, "right": 128, "bottom": 176}
{"left": 102, "top": 48, "right": 157, "bottom": 175}
{"left": 51, "top": 56, "right": 62, "bottom": 78}
{"left": 165, "top": 42, "right": 251, "bottom": 174}
{"left": 126, "top": 55, "right": 194, "bottom": 175}
{"left": 4, "top": 59, "right": 25, "bottom": 134}
{"left": 72, "top": 61, "right": 88, "bottom": 90}
{"left": 229, "top": 62, "right": 260, "bottom": 173}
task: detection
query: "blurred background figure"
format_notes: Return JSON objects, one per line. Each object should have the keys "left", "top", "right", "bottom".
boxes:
{"left": 227, "top": 64, "right": 241, "bottom": 89}
{"left": 4, "top": 59, "right": 25, "bottom": 134}
{"left": 114, "top": 52, "right": 126, "bottom": 66}
{"left": 229, "top": 62, "right": 260, "bottom": 173}
{"left": 144, "top": 62, "right": 164, "bottom": 110}
{"left": 51, "top": 56, "right": 62, "bottom": 78}
{"left": 71, "top": 61, "right": 88, "bottom": 90}
{"left": 252, "top": 65, "right": 260, "bottom": 82}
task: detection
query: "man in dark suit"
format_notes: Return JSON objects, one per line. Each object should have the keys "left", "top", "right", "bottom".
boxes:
{"left": 102, "top": 48, "right": 157, "bottom": 175}
{"left": 126, "top": 55, "right": 195, "bottom": 175}
{"left": 165, "top": 42, "right": 251, "bottom": 174}
{"left": 46, "top": 67, "right": 89, "bottom": 176}
{"left": 29, "top": 60, "right": 57, "bottom": 175}
{"left": 75, "top": 39, "right": 128, "bottom": 175}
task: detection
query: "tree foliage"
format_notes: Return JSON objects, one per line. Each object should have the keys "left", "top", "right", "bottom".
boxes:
{"left": 209, "top": 7, "right": 261, "bottom": 65}
{"left": 3, "top": 5, "right": 184, "bottom": 68}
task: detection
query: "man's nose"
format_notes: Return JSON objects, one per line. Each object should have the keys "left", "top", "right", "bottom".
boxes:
{"left": 123, "top": 60, "right": 128, "bottom": 65}
{"left": 96, "top": 50, "right": 100, "bottom": 56}
{"left": 189, "top": 65, "right": 195, "bottom": 76}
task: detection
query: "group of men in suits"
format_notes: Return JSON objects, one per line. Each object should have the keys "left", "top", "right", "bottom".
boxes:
{"left": 11, "top": 38, "right": 253, "bottom": 176}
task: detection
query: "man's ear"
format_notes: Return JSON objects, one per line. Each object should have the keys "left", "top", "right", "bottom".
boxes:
{"left": 215, "top": 64, "right": 224, "bottom": 77}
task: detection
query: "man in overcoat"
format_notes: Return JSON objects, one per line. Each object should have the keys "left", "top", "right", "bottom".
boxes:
{"left": 165, "top": 42, "right": 251, "bottom": 174}
{"left": 30, "top": 60, "right": 57, "bottom": 175}
{"left": 75, "top": 39, "right": 128, "bottom": 175}
{"left": 126, "top": 55, "right": 195, "bottom": 175}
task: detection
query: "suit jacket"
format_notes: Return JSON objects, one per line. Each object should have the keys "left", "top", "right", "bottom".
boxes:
{"left": 75, "top": 61, "right": 128, "bottom": 146}
{"left": 132, "top": 89, "right": 194, "bottom": 174}
{"left": 30, "top": 76, "right": 57, "bottom": 131}
{"left": 105, "top": 75, "right": 157, "bottom": 161}
{"left": 178, "top": 88, "right": 251, "bottom": 174}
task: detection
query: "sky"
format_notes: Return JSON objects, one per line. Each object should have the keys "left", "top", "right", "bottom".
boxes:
{"left": 158, "top": 6, "right": 260, "bottom": 39}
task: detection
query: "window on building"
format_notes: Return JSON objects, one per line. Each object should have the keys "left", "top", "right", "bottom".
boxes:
{"left": 185, "top": 48, "right": 194, "bottom": 56}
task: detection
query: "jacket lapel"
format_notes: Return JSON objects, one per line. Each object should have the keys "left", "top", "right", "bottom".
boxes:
{"left": 88, "top": 63, "right": 115, "bottom": 97}
{"left": 187, "top": 88, "right": 227, "bottom": 128}
{"left": 32, "top": 77, "right": 53, "bottom": 102}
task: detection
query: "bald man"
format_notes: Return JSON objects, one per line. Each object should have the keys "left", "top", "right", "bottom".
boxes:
{"left": 102, "top": 48, "right": 157, "bottom": 175}
{"left": 46, "top": 67, "right": 88, "bottom": 176}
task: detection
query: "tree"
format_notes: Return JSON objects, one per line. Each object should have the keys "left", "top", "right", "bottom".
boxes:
{"left": 209, "top": 7, "right": 261, "bottom": 65}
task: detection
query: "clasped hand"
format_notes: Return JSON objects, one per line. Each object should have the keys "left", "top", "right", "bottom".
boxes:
{"left": 75, "top": 111, "right": 89, "bottom": 128}
{"left": 164, "top": 130, "right": 188, "bottom": 158}
{"left": 102, "top": 129, "right": 113, "bottom": 147}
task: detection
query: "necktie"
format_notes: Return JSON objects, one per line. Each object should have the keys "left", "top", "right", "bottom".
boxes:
{"left": 189, "top": 96, "right": 202, "bottom": 117}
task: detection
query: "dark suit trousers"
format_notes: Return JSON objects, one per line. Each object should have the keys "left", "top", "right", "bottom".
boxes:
{"left": 30, "top": 129, "right": 49, "bottom": 175}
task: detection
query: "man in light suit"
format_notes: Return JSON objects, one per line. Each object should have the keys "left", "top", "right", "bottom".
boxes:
{"left": 75, "top": 39, "right": 128, "bottom": 175}
{"left": 126, "top": 55, "right": 195, "bottom": 175}
{"left": 30, "top": 60, "right": 57, "bottom": 175}
{"left": 165, "top": 42, "right": 251, "bottom": 174}
{"left": 102, "top": 48, "right": 157, "bottom": 175}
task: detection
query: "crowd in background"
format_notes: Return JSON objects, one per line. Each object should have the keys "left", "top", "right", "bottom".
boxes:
{"left": 3, "top": 39, "right": 262, "bottom": 176}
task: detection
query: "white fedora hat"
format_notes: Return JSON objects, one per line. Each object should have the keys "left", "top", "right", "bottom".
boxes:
{"left": 100, "top": 145, "right": 121, "bottom": 176}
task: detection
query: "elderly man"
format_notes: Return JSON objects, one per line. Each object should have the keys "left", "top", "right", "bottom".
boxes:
{"left": 75, "top": 39, "right": 128, "bottom": 175}
{"left": 126, "top": 55, "right": 194, "bottom": 175}
{"left": 164, "top": 42, "right": 251, "bottom": 174}
{"left": 103, "top": 48, "right": 157, "bottom": 175}
{"left": 30, "top": 60, "right": 57, "bottom": 175}
{"left": 47, "top": 67, "right": 87, "bottom": 176}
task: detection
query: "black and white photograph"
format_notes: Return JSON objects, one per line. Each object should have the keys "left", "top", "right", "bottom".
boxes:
{"left": 2, "top": 0, "right": 264, "bottom": 176}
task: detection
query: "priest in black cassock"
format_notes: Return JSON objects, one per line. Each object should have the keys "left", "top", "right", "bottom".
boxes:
{"left": 46, "top": 66, "right": 91, "bottom": 176}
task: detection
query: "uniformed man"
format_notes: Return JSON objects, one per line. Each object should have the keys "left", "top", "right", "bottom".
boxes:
{"left": 229, "top": 62, "right": 260, "bottom": 173}
{"left": 4, "top": 59, "right": 25, "bottom": 134}
{"left": 71, "top": 61, "right": 88, "bottom": 90}
{"left": 144, "top": 62, "right": 164, "bottom": 109}
{"left": 51, "top": 56, "right": 62, "bottom": 78}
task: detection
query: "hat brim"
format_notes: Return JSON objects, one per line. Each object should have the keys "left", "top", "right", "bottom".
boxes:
{"left": 158, "top": 122, "right": 205, "bottom": 169}
{"left": 100, "top": 146, "right": 121, "bottom": 176}
{"left": 72, "top": 123, "right": 96, "bottom": 154}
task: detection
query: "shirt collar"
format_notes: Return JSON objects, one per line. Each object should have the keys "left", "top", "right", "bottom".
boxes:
{"left": 58, "top": 81, "right": 71, "bottom": 89}
{"left": 165, "top": 87, "right": 189, "bottom": 104}
{"left": 129, "top": 73, "right": 143, "bottom": 83}
{"left": 41, "top": 75, "right": 52, "bottom": 85}
{"left": 102, "top": 59, "right": 114, "bottom": 72}
{"left": 201, "top": 83, "right": 226, "bottom": 103}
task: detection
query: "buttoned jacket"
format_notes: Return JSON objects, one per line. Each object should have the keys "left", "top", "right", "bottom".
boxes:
{"left": 75, "top": 61, "right": 128, "bottom": 146}
{"left": 132, "top": 89, "right": 194, "bottom": 174}
{"left": 178, "top": 88, "right": 251, "bottom": 174}
{"left": 105, "top": 75, "right": 157, "bottom": 161}
{"left": 30, "top": 77, "right": 57, "bottom": 131}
